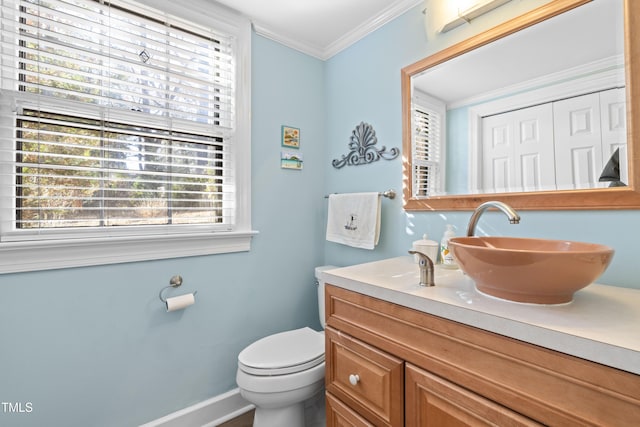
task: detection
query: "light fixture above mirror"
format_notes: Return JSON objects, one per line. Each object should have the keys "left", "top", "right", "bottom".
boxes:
{"left": 402, "top": 0, "right": 640, "bottom": 211}
{"left": 440, "top": 0, "right": 512, "bottom": 33}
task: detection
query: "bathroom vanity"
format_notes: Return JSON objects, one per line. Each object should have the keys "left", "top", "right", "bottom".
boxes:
{"left": 322, "top": 257, "right": 640, "bottom": 426}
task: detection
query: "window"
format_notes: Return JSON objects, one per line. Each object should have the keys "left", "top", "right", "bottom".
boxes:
{"left": 0, "top": 0, "right": 253, "bottom": 272}
{"left": 411, "top": 93, "right": 445, "bottom": 197}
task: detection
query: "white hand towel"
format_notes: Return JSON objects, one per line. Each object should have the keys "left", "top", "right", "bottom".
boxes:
{"left": 326, "top": 192, "right": 381, "bottom": 250}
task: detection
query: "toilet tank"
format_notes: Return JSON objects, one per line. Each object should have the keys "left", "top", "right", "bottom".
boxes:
{"left": 315, "top": 266, "right": 336, "bottom": 329}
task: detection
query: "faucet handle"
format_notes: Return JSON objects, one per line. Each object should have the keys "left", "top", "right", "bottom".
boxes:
{"left": 409, "top": 249, "right": 433, "bottom": 263}
{"left": 408, "top": 250, "right": 435, "bottom": 287}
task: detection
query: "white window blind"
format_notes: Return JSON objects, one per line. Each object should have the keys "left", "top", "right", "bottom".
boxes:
{"left": 411, "top": 98, "right": 444, "bottom": 198}
{"left": 1, "top": 0, "right": 235, "bottom": 128}
{"left": 13, "top": 109, "right": 231, "bottom": 231}
{"left": 0, "top": 0, "right": 239, "bottom": 241}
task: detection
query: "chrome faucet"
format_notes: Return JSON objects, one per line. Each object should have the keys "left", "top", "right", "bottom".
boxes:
{"left": 467, "top": 201, "right": 520, "bottom": 236}
{"left": 408, "top": 250, "right": 435, "bottom": 287}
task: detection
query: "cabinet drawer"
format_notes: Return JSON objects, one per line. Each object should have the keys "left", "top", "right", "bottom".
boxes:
{"left": 326, "top": 327, "right": 404, "bottom": 426}
{"left": 326, "top": 392, "right": 375, "bottom": 427}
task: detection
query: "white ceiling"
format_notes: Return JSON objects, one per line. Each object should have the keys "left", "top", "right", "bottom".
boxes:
{"left": 212, "top": 0, "right": 423, "bottom": 60}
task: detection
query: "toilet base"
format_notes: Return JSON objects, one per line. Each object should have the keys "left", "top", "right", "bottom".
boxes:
{"left": 253, "top": 402, "right": 304, "bottom": 427}
{"left": 238, "top": 381, "right": 324, "bottom": 427}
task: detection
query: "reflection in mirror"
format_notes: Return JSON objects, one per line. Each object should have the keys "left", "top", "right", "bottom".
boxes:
{"left": 402, "top": 0, "right": 640, "bottom": 210}
{"left": 414, "top": 0, "right": 624, "bottom": 195}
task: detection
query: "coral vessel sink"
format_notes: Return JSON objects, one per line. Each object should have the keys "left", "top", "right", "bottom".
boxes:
{"left": 448, "top": 237, "right": 614, "bottom": 304}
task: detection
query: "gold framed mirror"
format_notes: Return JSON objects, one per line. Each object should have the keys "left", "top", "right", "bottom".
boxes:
{"left": 402, "top": 0, "right": 639, "bottom": 210}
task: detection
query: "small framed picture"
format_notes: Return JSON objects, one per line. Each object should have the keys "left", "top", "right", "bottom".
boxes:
{"left": 281, "top": 125, "right": 300, "bottom": 149}
{"left": 281, "top": 151, "right": 303, "bottom": 170}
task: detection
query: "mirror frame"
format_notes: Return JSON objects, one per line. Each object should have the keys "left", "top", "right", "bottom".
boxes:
{"left": 402, "top": 0, "right": 639, "bottom": 211}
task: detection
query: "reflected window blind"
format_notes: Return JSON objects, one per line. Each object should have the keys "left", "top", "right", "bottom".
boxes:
{"left": 412, "top": 102, "right": 442, "bottom": 198}
{"left": 0, "top": 0, "right": 237, "bottom": 236}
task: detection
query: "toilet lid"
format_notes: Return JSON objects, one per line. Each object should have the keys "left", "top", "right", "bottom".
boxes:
{"left": 238, "top": 327, "right": 325, "bottom": 376}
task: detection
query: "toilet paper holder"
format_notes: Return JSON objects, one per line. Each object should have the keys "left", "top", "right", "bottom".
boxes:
{"left": 159, "top": 275, "right": 197, "bottom": 303}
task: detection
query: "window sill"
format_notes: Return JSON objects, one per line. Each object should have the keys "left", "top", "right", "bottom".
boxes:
{"left": 0, "top": 230, "right": 259, "bottom": 274}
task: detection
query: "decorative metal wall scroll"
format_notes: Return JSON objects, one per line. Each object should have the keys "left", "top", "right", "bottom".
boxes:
{"left": 332, "top": 122, "right": 400, "bottom": 169}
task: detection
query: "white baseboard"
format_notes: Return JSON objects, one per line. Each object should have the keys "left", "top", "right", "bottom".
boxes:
{"left": 139, "top": 388, "right": 255, "bottom": 427}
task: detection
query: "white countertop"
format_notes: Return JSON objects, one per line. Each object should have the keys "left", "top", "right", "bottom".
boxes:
{"left": 322, "top": 256, "right": 640, "bottom": 375}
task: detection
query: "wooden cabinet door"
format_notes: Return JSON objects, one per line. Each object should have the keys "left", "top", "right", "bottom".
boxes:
{"left": 405, "top": 364, "right": 542, "bottom": 427}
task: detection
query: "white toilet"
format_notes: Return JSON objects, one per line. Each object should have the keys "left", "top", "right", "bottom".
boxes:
{"left": 236, "top": 266, "right": 334, "bottom": 427}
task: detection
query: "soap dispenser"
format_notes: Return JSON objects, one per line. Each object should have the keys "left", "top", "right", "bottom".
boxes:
{"left": 412, "top": 234, "right": 439, "bottom": 264}
{"left": 440, "top": 225, "right": 459, "bottom": 269}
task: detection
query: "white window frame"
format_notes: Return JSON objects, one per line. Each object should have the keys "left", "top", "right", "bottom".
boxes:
{"left": 0, "top": 0, "right": 255, "bottom": 273}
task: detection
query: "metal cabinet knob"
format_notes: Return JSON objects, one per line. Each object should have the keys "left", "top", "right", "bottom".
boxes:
{"left": 349, "top": 374, "right": 360, "bottom": 386}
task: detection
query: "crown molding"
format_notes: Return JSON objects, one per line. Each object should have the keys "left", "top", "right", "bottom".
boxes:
{"left": 324, "top": 0, "right": 423, "bottom": 59}
{"left": 253, "top": 0, "right": 423, "bottom": 60}
{"left": 252, "top": 21, "right": 326, "bottom": 59}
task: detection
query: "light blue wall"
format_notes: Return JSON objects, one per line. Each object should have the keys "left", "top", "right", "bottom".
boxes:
{"left": 323, "top": 3, "right": 639, "bottom": 290}
{"left": 0, "top": 33, "right": 325, "bottom": 427}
